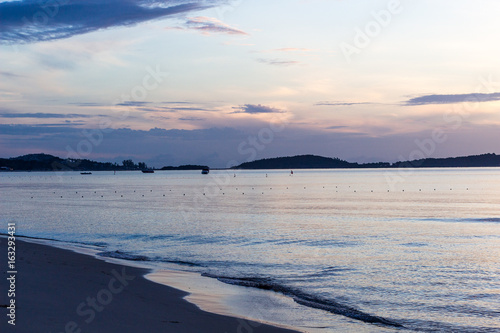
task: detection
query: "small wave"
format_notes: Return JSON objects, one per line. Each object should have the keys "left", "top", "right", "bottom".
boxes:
{"left": 460, "top": 218, "right": 500, "bottom": 223}
{"left": 202, "top": 274, "right": 404, "bottom": 328}
{"left": 97, "top": 250, "right": 150, "bottom": 261}
{"left": 422, "top": 217, "right": 500, "bottom": 224}
{"left": 96, "top": 250, "right": 203, "bottom": 267}
{"left": 160, "top": 259, "right": 203, "bottom": 267}
{"left": 401, "top": 242, "right": 428, "bottom": 247}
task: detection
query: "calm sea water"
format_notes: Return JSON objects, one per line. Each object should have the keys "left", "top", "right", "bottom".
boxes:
{"left": 1, "top": 168, "right": 499, "bottom": 332}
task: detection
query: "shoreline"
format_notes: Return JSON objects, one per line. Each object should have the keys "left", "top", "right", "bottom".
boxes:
{"left": 0, "top": 238, "right": 300, "bottom": 333}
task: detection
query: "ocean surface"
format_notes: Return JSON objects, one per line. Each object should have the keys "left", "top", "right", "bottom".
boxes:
{"left": 1, "top": 168, "right": 499, "bottom": 332}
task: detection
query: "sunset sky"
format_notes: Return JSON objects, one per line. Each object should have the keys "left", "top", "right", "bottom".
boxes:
{"left": 1, "top": 0, "right": 500, "bottom": 167}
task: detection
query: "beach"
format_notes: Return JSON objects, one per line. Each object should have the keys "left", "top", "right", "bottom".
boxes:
{"left": 0, "top": 238, "right": 298, "bottom": 333}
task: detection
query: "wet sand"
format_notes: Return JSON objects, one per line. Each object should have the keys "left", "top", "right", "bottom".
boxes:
{"left": 0, "top": 238, "right": 299, "bottom": 333}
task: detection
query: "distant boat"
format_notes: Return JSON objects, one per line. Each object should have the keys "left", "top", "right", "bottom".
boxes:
{"left": 142, "top": 170, "right": 155, "bottom": 174}
{"left": 80, "top": 172, "right": 92, "bottom": 175}
{"left": 201, "top": 168, "right": 209, "bottom": 175}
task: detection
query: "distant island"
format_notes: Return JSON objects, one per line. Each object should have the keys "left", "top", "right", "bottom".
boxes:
{"left": 0, "top": 153, "right": 499, "bottom": 172}
{"left": 231, "top": 153, "right": 500, "bottom": 169}
{"left": 0, "top": 153, "right": 209, "bottom": 172}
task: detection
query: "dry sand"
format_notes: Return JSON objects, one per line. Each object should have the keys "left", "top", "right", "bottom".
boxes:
{"left": 0, "top": 238, "right": 299, "bottom": 333}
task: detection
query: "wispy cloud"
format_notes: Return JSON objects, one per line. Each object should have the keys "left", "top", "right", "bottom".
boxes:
{"left": 257, "top": 58, "right": 300, "bottom": 66}
{"left": 404, "top": 93, "right": 500, "bottom": 106}
{"left": 315, "top": 101, "right": 375, "bottom": 106}
{"left": 116, "top": 101, "right": 151, "bottom": 107}
{"left": 232, "top": 104, "right": 284, "bottom": 114}
{"left": 0, "top": 112, "right": 92, "bottom": 119}
{"left": 326, "top": 125, "right": 348, "bottom": 130}
{"left": 0, "top": 0, "right": 217, "bottom": 44}
{"left": 184, "top": 16, "right": 248, "bottom": 35}
{"left": 163, "top": 107, "right": 214, "bottom": 112}
{"left": 254, "top": 47, "right": 313, "bottom": 54}
{"left": 273, "top": 48, "right": 311, "bottom": 52}
{"left": 161, "top": 101, "right": 195, "bottom": 105}
{"left": 0, "top": 71, "right": 25, "bottom": 78}
{"left": 113, "top": 101, "right": 213, "bottom": 112}
{"left": 69, "top": 102, "right": 111, "bottom": 107}
{"left": 178, "top": 117, "right": 205, "bottom": 121}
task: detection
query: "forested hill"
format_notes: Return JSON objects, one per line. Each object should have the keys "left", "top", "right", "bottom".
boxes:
{"left": 233, "top": 153, "right": 500, "bottom": 169}
{"left": 0, "top": 154, "right": 143, "bottom": 171}
{"left": 392, "top": 153, "right": 500, "bottom": 168}
{"left": 0, "top": 154, "right": 208, "bottom": 171}
{"left": 234, "top": 155, "right": 360, "bottom": 169}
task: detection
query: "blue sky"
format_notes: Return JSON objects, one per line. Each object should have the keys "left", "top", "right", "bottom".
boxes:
{"left": 1, "top": 0, "right": 500, "bottom": 167}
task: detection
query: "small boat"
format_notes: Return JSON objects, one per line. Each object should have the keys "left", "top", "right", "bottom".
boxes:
{"left": 201, "top": 168, "right": 209, "bottom": 175}
{"left": 141, "top": 170, "right": 154, "bottom": 174}
{"left": 80, "top": 172, "right": 92, "bottom": 175}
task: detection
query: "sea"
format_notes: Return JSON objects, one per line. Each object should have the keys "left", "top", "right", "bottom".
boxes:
{"left": 1, "top": 168, "right": 499, "bottom": 332}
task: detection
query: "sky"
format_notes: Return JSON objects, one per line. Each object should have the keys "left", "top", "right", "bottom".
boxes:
{"left": 1, "top": 0, "right": 500, "bottom": 167}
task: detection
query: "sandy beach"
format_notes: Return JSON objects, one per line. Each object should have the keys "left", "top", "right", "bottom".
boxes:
{"left": 0, "top": 238, "right": 299, "bottom": 333}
